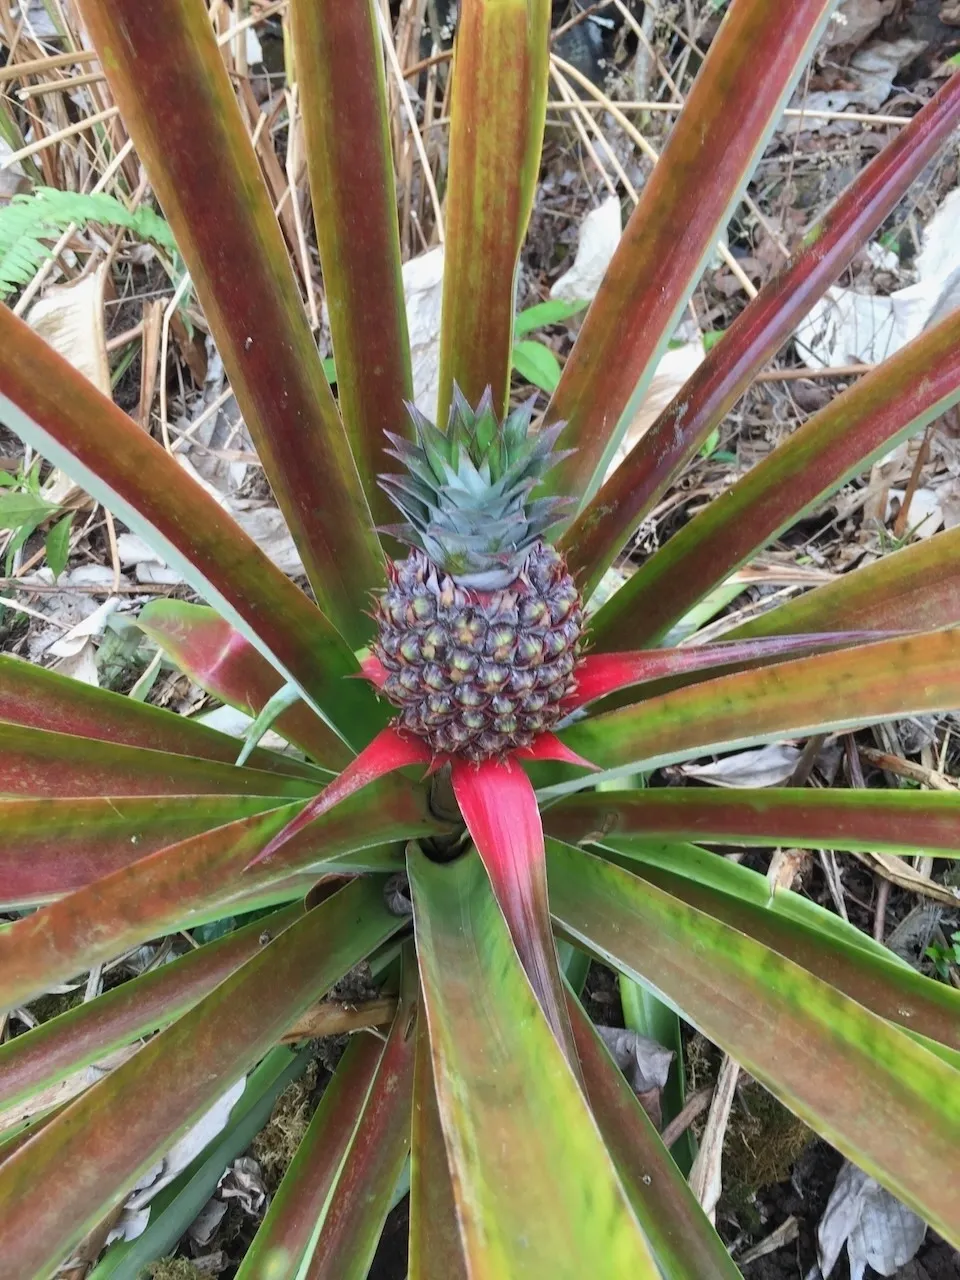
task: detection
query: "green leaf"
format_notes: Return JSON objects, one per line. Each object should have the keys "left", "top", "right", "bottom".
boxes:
{"left": 75, "top": 0, "right": 383, "bottom": 647}
{"left": 547, "top": 842, "right": 960, "bottom": 1243}
{"left": 513, "top": 297, "right": 588, "bottom": 337}
{"left": 236, "top": 1033, "right": 385, "bottom": 1280}
{"left": 512, "top": 339, "right": 562, "bottom": 393}
{"left": 552, "top": 630, "right": 960, "bottom": 793}
{"left": 0, "top": 878, "right": 401, "bottom": 1277}
{"left": 293, "top": 0, "right": 413, "bottom": 531}
{"left": 545, "top": 0, "right": 835, "bottom": 508}
{"left": 592, "top": 305, "right": 960, "bottom": 648}
{"left": 89, "top": 1045, "right": 312, "bottom": 1280}
{"left": 568, "top": 993, "right": 738, "bottom": 1278}
{"left": 437, "top": 0, "right": 552, "bottom": 418}
{"left": 407, "top": 843, "right": 658, "bottom": 1277}
{"left": 44, "top": 511, "right": 73, "bottom": 580}
{"left": 0, "top": 489, "right": 57, "bottom": 529}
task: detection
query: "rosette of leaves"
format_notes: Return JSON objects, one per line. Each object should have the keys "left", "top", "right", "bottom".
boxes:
{"left": 1, "top": 1, "right": 960, "bottom": 1276}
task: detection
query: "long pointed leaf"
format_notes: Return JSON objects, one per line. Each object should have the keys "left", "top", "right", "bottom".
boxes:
{"left": 0, "top": 723, "right": 317, "bottom": 799}
{"left": 450, "top": 756, "right": 578, "bottom": 1065}
{"left": 552, "top": 630, "right": 960, "bottom": 792}
{"left": 304, "top": 958, "right": 417, "bottom": 1280}
{"left": 564, "top": 71, "right": 960, "bottom": 591}
{"left": 249, "top": 726, "right": 432, "bottom": 867}
{"left": 592, "top": 308, "right": 960, "bottom": 649}
{"left": 0, "top": 308, "right": 385, "bottom": 749}
{"left": 546, "top": 0, "right": 834, "bottom": 505}
{"left": 409, "top": 1010, "right": 468, "bottom": 1280}
{"left": 589, "top": 838, "right": 960, "bottom": 1055}
{"left": 293, "top": 0, "right": 412, "bottom": 527}
{"left": 0, "top": 785, "right": 428, "bottom": 1013}
{"left": 547, "top": 786, "right": 960, "bottom": 858}
{"left": 0, "top": 879, "right": 400, "bottom": 1277}
{"left": 567, "top": 992, "right": 740, "bottom": 1280}
{"left": 235, "top": 1033, "right": 386, "bottom": 1280}
{"left": 548, "top": 842, "right": 960, "bottom": 1242}
{"left": 726, "top": 525, "right": 960, "bottom": 640}
{"left": 0, "top": 794, "right": 281, "bottom": 908}
{"left": 0, "top": 903, "right": 303, "bottom": 1114}
{"left": 75, "top": 0, "right": 383, "bottom": 644}
{"left": 564, "top": 631, "right": 879, "bottom": 710}
{"left": 138, "top": 600, "right": 352, "bottom": 770}
{"left": 0, "top": 654, "right": 321, "bottom": 781}
{"left": 438, "top": 0, "right": 551, "bottom": 418}
{"left": 407, "top": 843, "right": 658, "bottom": 1277}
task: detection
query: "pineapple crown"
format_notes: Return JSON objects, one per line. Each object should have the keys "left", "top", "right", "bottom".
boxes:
{"left": 378, "top": 386, "right": 573, "bottom": 589}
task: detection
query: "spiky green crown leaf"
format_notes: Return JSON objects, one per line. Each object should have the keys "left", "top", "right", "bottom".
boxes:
{"left": 379, "top": 387, "right": 573, "bottom": 589}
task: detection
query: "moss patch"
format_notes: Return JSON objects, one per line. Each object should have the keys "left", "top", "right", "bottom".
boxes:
{"left": 721, "top": 1081, "right": 813, "bottom": 1225}
{"left": 252, "top": 1061, "right": 320, "bottom": 1190}
{"left": 146, "top": 1260, "right": 204, "bottom": 1280}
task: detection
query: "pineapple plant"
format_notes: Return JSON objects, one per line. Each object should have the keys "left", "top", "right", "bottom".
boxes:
{"left": 0, "top": 0, "right": 959, "bottom": 1275}
{"left": 374, "top": 391, "right": 583, "bottom": 760}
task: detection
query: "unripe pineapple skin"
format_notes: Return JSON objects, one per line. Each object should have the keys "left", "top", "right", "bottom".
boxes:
{"left": 374, "top": 543, "right": 583, "bottom": 761}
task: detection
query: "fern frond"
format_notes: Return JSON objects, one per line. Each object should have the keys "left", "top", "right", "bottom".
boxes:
{"left": 0, "top": 187, "right": 179, "bottom": 299}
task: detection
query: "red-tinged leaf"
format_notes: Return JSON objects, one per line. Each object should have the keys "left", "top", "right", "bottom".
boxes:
{"left": 0, "top": 783, "right": 434, "bottom": 1013}
{"left": 0, "top": 654, "right": 322, "bottom": 782}
{"left": 563, "top": 632, "right": 884, "bottom": 710}
{"left": 409, "top": 1010, "right": 469, "bottom": 1280}
{"left": 361, "top": 653, "right": 389, "bottom": 690}
{"left": 450, "top": 756, "right": 578, "bottom": 1066}
{"left": 0, "top": 724, "right": 318, "bottom": 800}
{"left": 248, "top": 726, "right": 432, "bottom": 868}
{"left": 0, "top": 903, "right": 303, "bottom": 1114}
{"left": 726, "top": 525, "right": 960, "bottom": 640}
{"left": 591, "top": 307, "right": 960, "bottom": 650}
{"left": 74, "top": 0, "right": 383, "bottom": 645}
{"left": 292, "top": 0, "right": 412, "bottom": 528}
{"left": 547, "top": 842, "right": 960, "bottom": 1241}
{"left": 0, "top": 309, "right": 385, "bottom": 750}
{"left": 0, "top": 795, "right": 281, "bottom": 908}
{"left": 545, "top": 0, "right": 834, "bottom": 506}
{"left": 553, "top": 630, "right": 960, "bottom": 789}
{"left": 588, "top": 840, "right": 960, "bottom": 1056}
{"left": 438, "top": 0, "right": 551, "bottom": 418}
{"left": 302, "top": 958, "right": 417, "bottom": 1279}
{"left": 0, "top": 778, "right": 442, "bottom": 911}
{"left": 408, "top": 844, "right": 657, "bottom": 1275}
{"left": 564, "top": 71, "right": 960, "bottom": 592}
{"left": 0, "top": 879, "right": 401, "bottom": 1278}
{"left": 567, "top": 992, "right": 741, "bottom": 1280}
{"left": 138, "top": 601, "right": 353, "bottom": 771}
{"left": 546, "top": 786, "right": 960, "bottom": 859}
{"left": 235, "top": 1032, "right": 386, "bottom": 1280}
{"left": 514, "top": 730, "right": 598, "bottom": 769}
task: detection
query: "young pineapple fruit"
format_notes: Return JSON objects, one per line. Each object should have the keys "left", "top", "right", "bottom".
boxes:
{"left": 374, "top": 389, "right": 584, "bottom": 762}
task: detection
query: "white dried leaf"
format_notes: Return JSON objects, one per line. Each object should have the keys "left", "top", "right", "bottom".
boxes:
{"left": 52, "top": 641, "right": 99, "bottom": 686}
{"left": 885, "top": 488, "right": 943, "bottom": 540}
{"left": 797, "top": 188, "right": 960, "bottom": 368}
{"left": 135, "top": 562, "right": 184, "bottom": 585}
{"left": 116, "top": 532, "right": 165, "bottom": 567}
{"left": 676, "top": 742, "right": 802, "bottom": 788}
{"left": 550, "top": 196, "right": 622, "bottom": 305}
{"left": 188, "top": 1196, "right": 228, "bottom": 1246}
{"left": 122, "top": 1076, "right": 247, "bottom": 1218}
{"left": 403, "top": 246, "right": 445, "bottom": 419}
{"left": 604, "top": 340, "right": 705, "bottom": 482}
{"left": 595, "top": 1026, "right": 673, "bottom": 1094}
{"left": 818, "top": 1161, "right": 925, "bottom": 1280}
{"left": 47, "top": 597, "right": 121, "bottom": 658}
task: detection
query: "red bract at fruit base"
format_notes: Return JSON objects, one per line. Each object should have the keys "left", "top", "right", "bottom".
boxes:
{"left": 1, "top": 0, "right": 960, "bottom": 1275}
